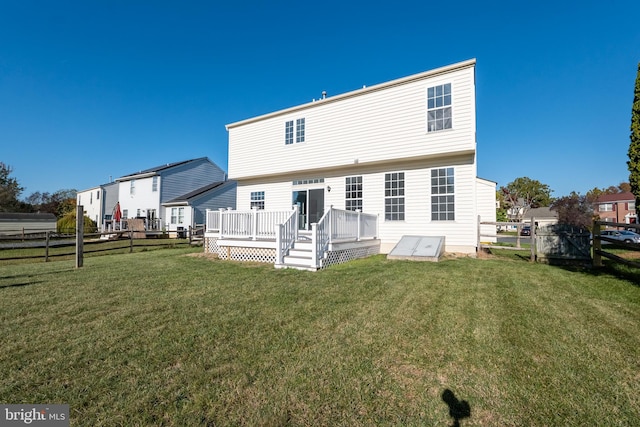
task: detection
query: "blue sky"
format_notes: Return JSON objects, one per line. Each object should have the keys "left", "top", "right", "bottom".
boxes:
{"left": 1, "top": 1, "right": 639, "bottom": 199}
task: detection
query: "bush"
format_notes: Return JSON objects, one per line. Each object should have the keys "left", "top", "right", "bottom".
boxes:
{"left": 57, "top": 213, "right": 97, "bottom": 234}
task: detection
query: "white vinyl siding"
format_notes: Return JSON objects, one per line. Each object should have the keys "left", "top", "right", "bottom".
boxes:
{"left": 234, "top": 158, "right": 479, "bottom": 253}
{"left": 228, "top": 63, "right": 475, "bottom": 181}
{"left": 227, "top": 60, "right": 483, "bottom": 254}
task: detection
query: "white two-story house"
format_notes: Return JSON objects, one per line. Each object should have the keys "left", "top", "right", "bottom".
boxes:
{"left": 221, "top": 59, "right": 495, "bottom": 259}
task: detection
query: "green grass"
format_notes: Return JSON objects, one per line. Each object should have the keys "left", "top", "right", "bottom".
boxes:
{"left": 1, "top": 249, "right": 639, "bottom": 426}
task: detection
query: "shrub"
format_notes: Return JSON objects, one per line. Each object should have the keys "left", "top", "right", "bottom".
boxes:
{"left": 57, "top": 213, "right": 97, "bottom": 234}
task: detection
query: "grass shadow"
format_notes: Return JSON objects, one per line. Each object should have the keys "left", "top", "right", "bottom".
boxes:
{"left": 0, "top": 280, "right": 45, "bottom": 289}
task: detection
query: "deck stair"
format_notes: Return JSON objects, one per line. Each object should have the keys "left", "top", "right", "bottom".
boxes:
{"left": 278, "top": 231, "right": 319, "bottom": 271}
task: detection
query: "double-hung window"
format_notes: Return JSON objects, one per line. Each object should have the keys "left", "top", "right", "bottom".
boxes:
{"left": 345, "top": 176, "right": 363, "bottom": 211}
{"left": 599, "top": 203, "right": 613, "bottom": 212}
{"left": 296, "top": 118, "right": 305, "bottom": 143}
{"left": 130, "top": 179, "right": 136, "bottom": 195}
{"left": 171, "top": 207, "right": 184, "bottom": 224}
{"left": 152, "top": 176, "right": 158, "bottom": 192}
{"left": 285, "top": 121, "right": 294, "bottom": 145}
{"left": 285, "top": 118, "right": 305, "bottom": 144}
{"left": 250, "top": 191, "right": 265, "bottom": 210}
{"left": 431, "top": 168, "right": 455, "bottom": 221}
{"left": 385, "top": 172, "right": 405, "bottom": 220}
{"left": 427, "top": 83, "right": 452, "bottom": 132}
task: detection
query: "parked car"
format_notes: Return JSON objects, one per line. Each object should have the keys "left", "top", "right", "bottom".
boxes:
{"left": 520, "top": 225, "right": 531, "bottom": 236}
{"left": 600, "top": 230, "right": 640, "bottom": 244}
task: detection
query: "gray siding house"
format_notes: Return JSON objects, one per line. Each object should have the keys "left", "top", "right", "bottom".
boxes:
{"left": 163, "top": 180, "right": 237, "bottom": 236}
{"left": 78, "top": 157, "right": 235, "bottom": 234}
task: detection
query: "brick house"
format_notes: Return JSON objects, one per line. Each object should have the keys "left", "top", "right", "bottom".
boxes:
{"left": 594, "top": 192, "right": 637, "bottom": 225}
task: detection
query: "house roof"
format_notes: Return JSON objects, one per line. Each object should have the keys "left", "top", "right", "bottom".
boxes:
{"left": 0, "top": 212, "right": 57, "bottom": 221}
{"left": 226, "top": 59, "right": 476, "bottom": 129}
{"left": 524, "top": 207, "right": 558, "bottom": 219}
{"left": 163, "top": 181, "right": 227, "bottom": 205}
{"left": 594, "top": 192, "right": 636, "bottom": 203}
{"left": 117, "top": 157, "right": 211, "bottom": 181}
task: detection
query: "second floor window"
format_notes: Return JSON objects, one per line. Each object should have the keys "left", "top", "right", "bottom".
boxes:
{"left": 130, "top": 180, "right": 136, "bottom": 195}
{"left": 427, "top": 83, "right": 452, "bottom": 132}
{"left": 296, "top": 118, "right": 305, "bottom": 143}
{"left": 599, "top": 203, "right": 613, "bottom": 212}
{"left": 285, "top": 118, "right": 305, "bottom": 144}
{"left": 285, "top": 121, "right": 294, "bottom": 145}
{"left": 152, "top": 176, "right": 158, "bottom": 192}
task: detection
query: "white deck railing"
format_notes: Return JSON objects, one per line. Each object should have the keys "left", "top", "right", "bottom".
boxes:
{"left": 206, "top": 207, "right": 378, "bottom": 267}
{"left": 312, "top": 207, "right": 378, "bottom": 268}
{"left": 206, "top": 208, "right": 294, "bottom": 240}
{"left": 275, "top": 206, "right": 299, "bottom": 265}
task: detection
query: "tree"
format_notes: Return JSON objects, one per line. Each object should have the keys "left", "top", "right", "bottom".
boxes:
{"left": 25, "top": 188, "right": 77, "bottom": 217}
{"left": 0, "top": 162, "right": 28, "bottom": 212}
{"left": 619, "top": 182, "right": 632, "bottom": 193}
{"left": 550, "top": 192, "right": 594, "bottom": 229}
{"left": 628, "top": 61, "right": 640, "bottom": 208}
{"left": 495, "top": 190, "right": 508, "bottom": 222}
{"left": 500, "top": 177, "right": 553, "bottom": 222}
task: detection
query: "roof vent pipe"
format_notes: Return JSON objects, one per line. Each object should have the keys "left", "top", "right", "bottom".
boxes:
{"left": 321, "top": 90, "right": 327, "bottom": 99}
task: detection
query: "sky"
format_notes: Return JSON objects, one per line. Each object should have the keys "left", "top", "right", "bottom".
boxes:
{"left": 1, "top": 0, "right": 639, "bottom": 199}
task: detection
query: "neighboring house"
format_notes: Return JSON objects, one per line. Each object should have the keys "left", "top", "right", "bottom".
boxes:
{"left": 163, "top": 180, "right": 237, "bottom": 237}
{"left": 77, "top": 157, "right": 235, "bottom": 235}
{"left": 0, "top": 212, "right": 57, "bottom": 235}
{"left": 76, "top": 182, "right": 119, "bottom": 226}
{"left": 594, "top": 192, "right": 637, "bottom": 225}
{"left": 505, "top": 198, "right": 528, "bottom": 222}
{"left": 523, "top": 207, "right": 558, "bottom": 227}
{"left": 224, "top": 58, "right": 495, "bottom": 255}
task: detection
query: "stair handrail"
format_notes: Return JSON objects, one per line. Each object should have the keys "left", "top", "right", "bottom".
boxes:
{"left": 311, "top": 207, "right": 333, "bottom": 269}
{"left": 275, "top": 205, "right": 299, "bottom": 266}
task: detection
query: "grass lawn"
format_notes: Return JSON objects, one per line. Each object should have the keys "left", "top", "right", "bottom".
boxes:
{"left": 1, "top": 248, "right": 639, "bottom": 426}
